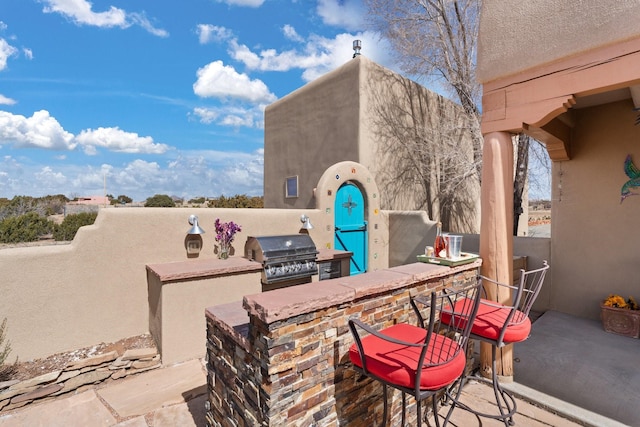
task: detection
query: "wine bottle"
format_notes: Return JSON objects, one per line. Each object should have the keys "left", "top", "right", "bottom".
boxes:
{"left": 434, "top": 222, "right": 446, "bottom": 258}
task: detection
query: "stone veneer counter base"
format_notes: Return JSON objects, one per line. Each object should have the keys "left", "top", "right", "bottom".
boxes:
{"left": 205, "top": 260, "right": 481, "bottom": 426}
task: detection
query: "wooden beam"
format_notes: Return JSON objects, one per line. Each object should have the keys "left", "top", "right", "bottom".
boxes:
{"left": 481, "top": 36, "right": 640, "bottom": 143}
{"left": 523, "top": 117, "right": 572, "bottom": 161}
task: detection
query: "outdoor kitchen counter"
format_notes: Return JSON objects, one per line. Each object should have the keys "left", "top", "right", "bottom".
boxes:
{"left": 206, "top": 259, "right": 482, "bottom": 342}
{"left": 145, "top": 249, "right": 355, "bottom": 365}
{"left": 146, "top": 256, "right": 262, "bottom": 282}
{"left": 204, "top": 259, "right": 482, "bottom": 426}
{"left": 145, "top": 248, "right": 350, "bottom": 282}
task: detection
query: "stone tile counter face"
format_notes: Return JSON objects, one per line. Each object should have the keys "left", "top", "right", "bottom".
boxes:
{"left": 205, "top": 261, "right": 480, "bottom": 427}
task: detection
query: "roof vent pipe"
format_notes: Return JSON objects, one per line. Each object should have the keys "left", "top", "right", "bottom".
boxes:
{"left": 352, "top": 40, "right": 362, "bottom": 58}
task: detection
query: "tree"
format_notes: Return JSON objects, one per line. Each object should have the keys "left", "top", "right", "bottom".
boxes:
{"left": 207, "top": 195, "right": 264, "bottom": 208}
{"left": 111, "top": 195, "right": 132, "bottom": 205}
{"left": 144, "top": 194, "right": 175, "bottom": 207}
{"left": 364, "top": 0, "right": 543, "bottom": 233}
{"left": 53, "top": 212, "right": 98, "bottom": 241}
{"left": 367, "top": 64, "right": 480, "bottom": 232}
{"left": 0, "top": 212, "right": 54, "bottom": 243}
{"left": 188, "top": 197, "right": 206, "bottom": 204}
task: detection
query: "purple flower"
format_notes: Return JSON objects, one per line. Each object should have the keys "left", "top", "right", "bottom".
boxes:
{"left": 214, "top": 218, "right": 242, "bottom": 245}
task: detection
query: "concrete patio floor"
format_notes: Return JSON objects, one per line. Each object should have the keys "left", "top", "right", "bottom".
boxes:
{"left": 0, "top": 310, "right": 632, "bottom": 427}
{"left": 514, "top": 310, "right": 639, "bottom": 426}
{"left": 0, "top": 351, "right": 622, "bottom": 427}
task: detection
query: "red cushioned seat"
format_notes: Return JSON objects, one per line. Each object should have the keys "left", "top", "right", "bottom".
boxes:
{"left": 441, "top": 299, "right": 531, "bottom": 344}
{"left": 348, "top": 323, "right": 466, "bottom": 391}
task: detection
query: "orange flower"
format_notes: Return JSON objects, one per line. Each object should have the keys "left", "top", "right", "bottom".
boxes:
{"left": 603, "top": 294, "right": 639, "bottom": 310}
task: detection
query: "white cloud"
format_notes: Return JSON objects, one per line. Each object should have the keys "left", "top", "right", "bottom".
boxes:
{"left": 197, "top": 24, "right": 233, "bottom": 44}
{"left": 0, "top": 94, "right": 16, "bottom": 105}
{"left": 23, "top": 48, "right": 34, "bottom": 60}
{"left": 227, "top": 31, "right": 392, "bottom": 82}
{"left": 129, "top": 12, "right": 169, "bottom": 38}
{"left": 74, "top": 127, "right": 171, "bottom": 155}
{"left": 40, "top": 0, "right": 168, "bottom": 36}
{"left": 193, "top": 60, "right": 277, "bottom": 103}
{"left": 35, "top": 166, "right": 67, "bottom": 187}
{"left": 0, "top": 110, "right": 76, "bottom": 150}
{"left": 316, "top": 0, "right": 366, "bottom": 31}
{"left": 0, "top": 110, "right": 171, "bottom": 155}
{"left": 282, "top": 25, "right": 304, "bottom": 43}
{"left": 192, "top": 105, "right": 264, "bottom": 128}
{"left": 0, "top": 38, "right": 18, "bottom": 71}
{"left": 213, "top": 0, "right": 265, "bottom": 7}
{"left": 41, "top": 0, "right": 128, "bottom": 27}
{"left": 192, "top": 107, "right": 219, "bottom": 124}
{"left": 0, "top": 150, "right": 265, "bottom": 201}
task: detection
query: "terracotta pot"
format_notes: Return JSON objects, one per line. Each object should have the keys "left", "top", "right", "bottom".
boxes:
{"left": 600, "top": 304, "right": 640, "bottom": 338}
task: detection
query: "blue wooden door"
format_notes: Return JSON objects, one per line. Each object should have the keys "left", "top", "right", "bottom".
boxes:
{"left": 334, "top": 182, "right": 367, "bottom": 275}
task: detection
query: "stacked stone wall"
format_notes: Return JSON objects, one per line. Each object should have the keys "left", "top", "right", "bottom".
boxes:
{"left": 0, "top": 347, "right": 159, "bottom": 412}
{"left": 206, "top": 267, "right": 477, "bottom": 426}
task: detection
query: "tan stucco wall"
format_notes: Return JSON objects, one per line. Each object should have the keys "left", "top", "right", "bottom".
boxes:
{"left": 1, "top": 202, "right": 554, "bottom": 362}
{"left": 551, "top": 99, "right": 640, "bottom": 319}
{"left": 264, "top": 56, "right": 479, "bottom": 232}
{"left": 0, "top": 207, "right": 348, "bottom": 362}
{"left": 148, "top": 270, "right": 261, "bottom": 364}
{"left": 477, "top": 1, "right": 640, "bottom": 83}
{"left": 264, "top": 58, "right": 361, "bottom": 209}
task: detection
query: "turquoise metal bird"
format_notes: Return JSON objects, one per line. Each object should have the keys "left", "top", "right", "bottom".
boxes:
{"left": 621, "top": 154, "right": 640, "bottom": 203}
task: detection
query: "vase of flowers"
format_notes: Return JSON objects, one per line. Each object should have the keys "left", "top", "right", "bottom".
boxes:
{"left": 601, "top": 294, "right": 640, "bottom": 338}
{"left": 214, "top": 218, "right": 242, "bottom": 260}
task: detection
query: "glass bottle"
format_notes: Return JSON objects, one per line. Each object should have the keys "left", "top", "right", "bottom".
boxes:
{"left": 434, "top": 222, "right": 446, "bottom": 258}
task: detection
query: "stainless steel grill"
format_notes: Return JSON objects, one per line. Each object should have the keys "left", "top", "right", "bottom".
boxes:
{"left": 244, "top": 234, "right": 318, "bottom": 285}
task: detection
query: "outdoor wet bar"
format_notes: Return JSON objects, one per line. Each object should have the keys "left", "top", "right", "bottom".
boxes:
{"left": 204, "top": 259, "right": 481, "bottom": 426}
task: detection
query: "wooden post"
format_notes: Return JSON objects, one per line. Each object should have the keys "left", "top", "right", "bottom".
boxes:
{"left": 479, "top": 131, "right": 514, "bottom": 379}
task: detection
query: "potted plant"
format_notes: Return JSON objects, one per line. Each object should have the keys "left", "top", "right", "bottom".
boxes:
{"left": 601, "top": 294, "right": 640, "bottom": 338}
{"left": 214, "top": 219, "right": 241, "bottom": 259}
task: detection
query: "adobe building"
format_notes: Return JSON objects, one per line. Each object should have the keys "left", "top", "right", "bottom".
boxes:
{"left": 263, "top": 54, "right": 481, "bottom": 234}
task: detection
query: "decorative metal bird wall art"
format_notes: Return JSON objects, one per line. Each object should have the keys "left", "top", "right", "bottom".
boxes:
{"left": 621, "top": 154, "right": 640, "bottom": 203}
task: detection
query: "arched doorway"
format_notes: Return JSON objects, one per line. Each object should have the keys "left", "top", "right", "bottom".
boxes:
{"left": 334, "top": 182, "right": 367, "bottom": 275}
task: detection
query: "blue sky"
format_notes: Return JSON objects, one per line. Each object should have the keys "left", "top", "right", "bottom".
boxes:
{"left": 0, "top": 0, "right": 394, "bottom": 202}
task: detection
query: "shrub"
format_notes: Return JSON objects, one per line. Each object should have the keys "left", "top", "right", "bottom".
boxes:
{"left": 207, "top": 194, "right": 263, "bottom": 208}
{"left": 144, "top": 194, "right": 175, "bottom": 207}
{"left": 53, "top": 212, "right": 98, "bottom": 241}
{"left": 0, "top": 212, "right": 54, "bottom": 243}
{"left": 0, "top": 318, "right": 17, "bottom": 381}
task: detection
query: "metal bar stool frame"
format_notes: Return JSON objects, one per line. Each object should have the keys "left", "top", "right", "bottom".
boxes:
{"left": 443, "top": 261, "right": 550, "bottom": 426}
{"left": 348, "top": 280, "right": 482, "bottom": 427}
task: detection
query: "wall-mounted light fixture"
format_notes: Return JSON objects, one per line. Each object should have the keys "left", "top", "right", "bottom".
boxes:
{"left": 300, "top": 214, "right": 314, "bottom": 230}
{"left": 187, "top": 215, "right": 205, "bottom": 235}
{"left": 186, "top": 215, "right": 204, "bottom": 257}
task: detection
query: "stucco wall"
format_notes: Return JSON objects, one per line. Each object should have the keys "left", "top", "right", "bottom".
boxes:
{"left": 1, "top": 205, "right": 555, "bottom": 363}
{"left": 551, "top": 99, "right": 640, "bottom": 319}
{"left": 264, "top": 56, "right": 480, "bottom": 234}
{"left": 477, "top": 1, "right": 640, "bottom": 83}
{"left": 0, "top": 207, "right": 339, "bottom": 362}
{"left": 264, "top": 58, "right": 361, "bottom": 209}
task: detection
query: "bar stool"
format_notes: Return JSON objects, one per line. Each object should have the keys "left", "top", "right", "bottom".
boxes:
{"left": 441, "top": 261, "right": 549, "bottom": 426}
{"left": 348, "top": 280, "right": 482, "bottom": 426}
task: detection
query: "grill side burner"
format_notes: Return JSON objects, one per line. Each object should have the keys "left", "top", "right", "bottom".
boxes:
{"left": 244, "top": 234, "right": 318, "bottom": 286}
